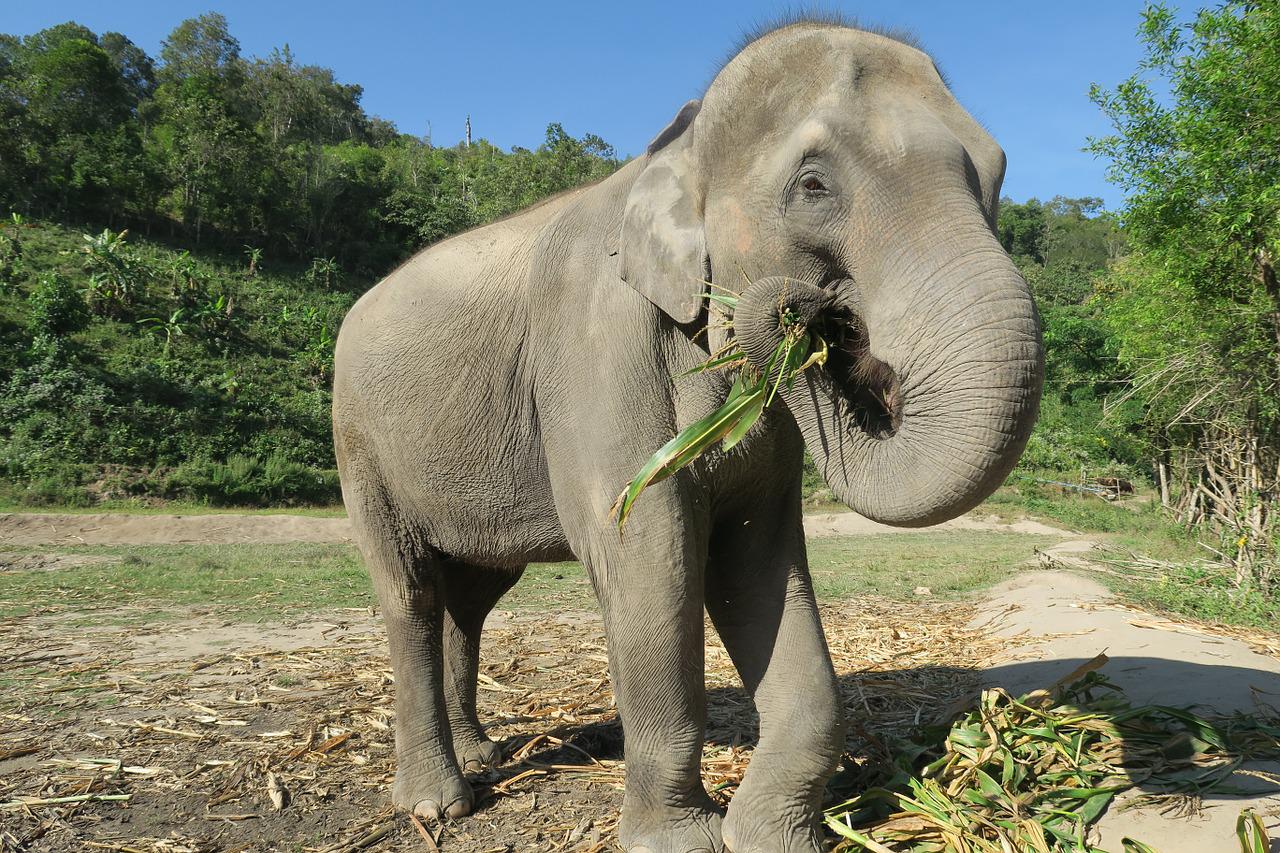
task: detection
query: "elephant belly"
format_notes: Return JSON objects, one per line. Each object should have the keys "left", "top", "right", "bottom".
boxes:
{"left": 335, "top": 337, "right": 572, "bottom": 568}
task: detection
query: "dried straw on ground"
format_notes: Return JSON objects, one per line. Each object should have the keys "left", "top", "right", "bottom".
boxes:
{"left": 1, "top": 594, "right": 1026, "bottom": 852}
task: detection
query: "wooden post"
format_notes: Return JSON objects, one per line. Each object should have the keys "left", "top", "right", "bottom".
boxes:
{"left": 1157, "top": 450, "right": 1171, "bottom": 507}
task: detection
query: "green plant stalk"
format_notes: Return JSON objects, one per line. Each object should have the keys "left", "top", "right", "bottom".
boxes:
{"left": 611, "top": 312, "right": 826, "bottom": 532}
{"left": 1237, "top": 809, "right": 1268, "bottom": 853}
{"left": 824, "top": 669, "right": 1280, "bottom": 853}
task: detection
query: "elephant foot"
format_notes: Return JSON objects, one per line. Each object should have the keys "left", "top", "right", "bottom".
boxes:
{"left": 392, "top": 760, "right": 473, "bottom": 821}
{"left": 722, "top": 799, "right": 824, "bottom": 853}
{"left": 453, "top": 734, "right": 504, "bottom": 774}
{"left": 620, "top": 804, "right": 724, "bottom": 853}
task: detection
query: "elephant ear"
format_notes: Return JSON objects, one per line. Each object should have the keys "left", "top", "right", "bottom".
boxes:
{"left": 619, "top": 99, "right": 708, "bottom": 324}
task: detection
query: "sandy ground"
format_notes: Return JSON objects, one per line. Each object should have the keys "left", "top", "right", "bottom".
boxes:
{"left": 0, "top": 511, "right": 355, "bottom": 547}
{"left": 0, "top": 508, "right": 1064, "bottom": 547}
{"left": 2, "top": 511, "right": 1279, "bottom": 851}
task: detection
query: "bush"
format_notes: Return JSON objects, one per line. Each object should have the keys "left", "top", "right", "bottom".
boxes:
{"left": 0, "top": 337, "right": 115, "bottom": 479}
{"left": 166, "top": 453, "right": 340, "bottom": 505}
{"left": 0, "top": 230, "right": 24, "bottom": 290}
{"left": 82, "top": 228, "right": 150, "bottom": 318}
{"left": 26, "top": 272, "right": 90, "bottom": 336}
{"left": 0, "top": 465, "right": 95, "bottom": 507}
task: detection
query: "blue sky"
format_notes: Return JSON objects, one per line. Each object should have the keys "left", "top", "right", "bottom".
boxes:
{"left": 5, "top": 2, "right": 1173, "bottom": 208}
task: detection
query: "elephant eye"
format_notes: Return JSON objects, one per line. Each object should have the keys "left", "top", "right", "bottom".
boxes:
{"left": 800, "top": 175, "right": 828, "bottom": 196}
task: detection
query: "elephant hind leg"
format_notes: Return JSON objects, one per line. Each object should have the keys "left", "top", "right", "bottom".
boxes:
{"left": 441, "top": 560, "right": 522, "bottom": 773}
{"left": 344, "top": 476, "right": 472, "bottom": 820}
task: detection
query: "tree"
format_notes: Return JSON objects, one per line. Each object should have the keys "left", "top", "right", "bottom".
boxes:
{"left": 997, "top": 197, "right": 1047, "bottom": 264}
{"left": 0, "top": 35, "right": 27, "bottom": 208}
{"left": 158, "top": 13, "right": 241, "bottom": 86}
{"left": 0, "top": 15, "right": 622, "bottom": 267}
{"left": 100, "top": 31, "right": 156, "bottom": 109}
{"left": 15, "top": 27, "right": 144, "bottom": 219}
{"left": 152, "top": 77, "right": 256, "bottom": 242}
{"left": 244, "top": 46, "right": 367, "bottom": 146}
{"left": 1042, "top": 197, "right": 1124, "bottom": 268}
{"left": 1090, "top": 1, "right": 1280, "bottom": 575}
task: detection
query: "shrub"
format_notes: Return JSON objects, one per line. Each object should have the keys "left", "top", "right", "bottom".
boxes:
{"left": 0, "top": 230, "right": 24, "bottom": 291}
{"left": 0, "top": 337, "right": 116, "bottom": 479}
{"left": 166, "top": 453, "right": 340, "bottom": 505}
{"left": 305, "top": 256, "right": 340, "bottom": 289}
{"left": 26, "top": 272, "right": 90, "bottom": 336}
{"left": 82, "top": 228, "right": 150, "bottom": 317}
{"left": 0, "top": 467, "right": 95, "bottom": 507}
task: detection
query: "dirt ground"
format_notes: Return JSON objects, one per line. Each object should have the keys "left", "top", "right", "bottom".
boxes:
{"left": 1, "top": 593, "right": 1011, "bottom": 852}
{"left": 2, "top": 512, "right": 1279, "bottom": 852}
{"left": 0, "top": 509, "right": 1065, "bottom": 547}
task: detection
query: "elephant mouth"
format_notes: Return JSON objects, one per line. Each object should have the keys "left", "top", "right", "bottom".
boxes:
{"left": 815, "top": 302, "right": 902, "bottom": 441}
{"left": 731, "top": 275, "right": 904, "bottom": 442}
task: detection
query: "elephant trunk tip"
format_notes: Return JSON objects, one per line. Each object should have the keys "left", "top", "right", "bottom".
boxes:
{"left": 815, "top": 300, "right": 902, "bottom": 441}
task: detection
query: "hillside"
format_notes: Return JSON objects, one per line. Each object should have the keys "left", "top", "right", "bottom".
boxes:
{"left": 0, "top": 199, "right": 1127, "bottom": 509}
{"left": 0, "top": 218, "right": 357, "bottom": 505}
{"left": 0, "top": 14, "right": 622, "bottom": 506}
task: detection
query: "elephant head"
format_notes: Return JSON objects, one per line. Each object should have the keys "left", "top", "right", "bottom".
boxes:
{"left": 619, "top": 23, "right": 1043, "bottom": 526}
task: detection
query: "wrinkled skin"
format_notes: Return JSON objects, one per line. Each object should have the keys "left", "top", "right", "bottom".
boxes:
{"left": 333, "top": 22, "right": 1042, "bottom": 853}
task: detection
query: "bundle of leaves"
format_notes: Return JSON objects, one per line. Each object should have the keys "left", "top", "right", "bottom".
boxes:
{"left": 825, "top": 657, "right": 1280, "bottom": 852}
{"left": 611, "top": 288, "right": 828, "bottom": 530}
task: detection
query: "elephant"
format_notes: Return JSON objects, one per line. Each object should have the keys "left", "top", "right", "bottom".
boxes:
{"left": 332, "top": 18, "right": 1043, "bottom": 853}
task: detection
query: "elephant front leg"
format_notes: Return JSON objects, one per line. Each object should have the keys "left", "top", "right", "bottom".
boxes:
{"left": 580, "top": 512, "right": 723, "bottom": 852}
{"left": 706, "top": 507, "right": 845, "bottom": 853}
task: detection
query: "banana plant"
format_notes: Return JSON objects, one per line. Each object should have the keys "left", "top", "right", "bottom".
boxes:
{"left": 138, "top": 308, "right": 189, "bottom": 356}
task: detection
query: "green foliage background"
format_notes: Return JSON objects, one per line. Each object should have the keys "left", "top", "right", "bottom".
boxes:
{"left": 996, "top": 198, "right": 1142, "bottom": 478}
{"left": 0, "top": 14, "right": 619, "bottom": 506}
{"left": 1087, "top": 1, "right": 1280, "bottom": 455}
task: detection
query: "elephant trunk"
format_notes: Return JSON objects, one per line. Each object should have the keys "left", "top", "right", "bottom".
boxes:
{"left": 735, "top": 236, "right": 1043, "bottom": 527}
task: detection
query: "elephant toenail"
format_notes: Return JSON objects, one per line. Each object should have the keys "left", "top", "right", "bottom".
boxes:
{"left": 413, "top": 799, "right": 442, "bottom": 820}
{"left": 445, "top": 797, "right": 471, "bottom": 818}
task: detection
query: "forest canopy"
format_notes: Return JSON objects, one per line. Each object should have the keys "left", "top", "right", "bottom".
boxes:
{"left": 0, "top": 14, "right": 619, "bottom": 272}
{"left": 0, "top": 14, "right": 619, "bottom": 506}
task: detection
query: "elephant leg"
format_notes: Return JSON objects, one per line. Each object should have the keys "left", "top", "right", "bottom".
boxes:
{"left": 555, "top": 488, "right": 721, "bottom": 852}
{"left": 441, "top": 560, "right": 522, "bottom": 773}
{"left": 596, "top": 549, "right": 724, "bottom": 853}
{"left": 346, "top": 486, "right": 471, "bottom": 821}
{"left": 706, "top": 499, "right": 844, "bottom": 853}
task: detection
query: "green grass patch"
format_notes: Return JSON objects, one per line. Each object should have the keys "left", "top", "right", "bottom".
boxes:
{"left": 0, "top": 543, "right": 598, "bottom": 620}
{"left": 0, "top": 531, "right": 1057, "bottom": 623}
{"left": 983, "top": 480, "right": 1204, "bottom": 561}
{"left": 1097, "top": 557, "right": 1280, "bottom": 631}
{"left": 0, "top": 543, "right": 370, "bottom": 620}
{"left": 807, "top": 532, "right": 1055, "bottom": 600}
{"left": 983, "top": 482, "right": 1164, "bottom": 534}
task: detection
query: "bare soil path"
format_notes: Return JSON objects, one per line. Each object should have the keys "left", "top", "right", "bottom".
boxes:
{"left": 0, "top": 509, "right": 1063, "bottom": 547}
{"left": 0, "top": 511, "right": 354, "bottom": 547}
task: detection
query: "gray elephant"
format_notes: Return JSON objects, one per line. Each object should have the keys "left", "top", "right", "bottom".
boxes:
{"left": 333, "top": 18, "right": 1042, "bottom": 853}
